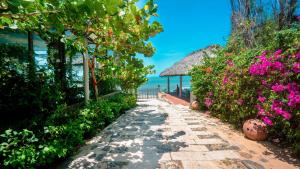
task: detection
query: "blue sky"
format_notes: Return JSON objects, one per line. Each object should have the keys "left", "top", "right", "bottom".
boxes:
{"left": 137, "top": 0, "right": 232, "bottom": 76}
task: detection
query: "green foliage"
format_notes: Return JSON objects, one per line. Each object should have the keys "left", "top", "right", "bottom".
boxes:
{"left": 0, "top": 129, "right": 39, "bottom": 169}
{"left": 0, "top": 44, "right": 65, "bottom": 128}
{"left": 0, "top": 0, "right": 159, "bottom": 167}
{"left": 0, "top": 93, "right": 137, "bottom": 168}
{"left": 191, "top": 48, "right": 260, "bottom": 125}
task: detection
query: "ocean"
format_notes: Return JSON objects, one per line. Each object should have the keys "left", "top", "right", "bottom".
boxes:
{"left": 139, "top": 76, "right": 191, "bottom": 92}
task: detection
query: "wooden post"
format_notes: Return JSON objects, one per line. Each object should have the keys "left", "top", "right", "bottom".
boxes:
{"left": 83, "top": 47, "right": 90, "bottom": 104}
{"left": 167, "top": 76, "right": 170, "bottom": 93}
{"left": 157, "top": 85, "right": 160, "bottom": 98}
{"left": 179, "top": 75, "right": 183, "bottom": 98}
{"left": 147, "top": 89, "right": 149, "bottom": 99}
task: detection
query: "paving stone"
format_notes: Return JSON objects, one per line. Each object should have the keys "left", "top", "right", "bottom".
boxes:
{"left": 157, "top": 128, "right": 171, "bottom": 132}
{"left": 219, "top": 159, "right": 248, "bottom": 169}
{"left": 184, "top": 118, "right": 199, "bottom": 121}
{"left": 102, "top": 146, "right": 111, "bottom": 152}
{"left": 156, "top": 142, "right": 188, "bottom": 153}
{"left": 181, "top": 160, "right": 218, "bottom": 169}
{"left": 239, "top": 151, "right": 254, "bottom": 159}
{"left": 96, "top": 161, "right": 129, "bottom": 169}
{"left": 178, "top": 144, "right": 209, "bottom": 152}
{"left": 109, "top": 146, "right": 128, "bottom": 153}
{"left": 90, "top": 144, "right": 98, "bottom": 150}
{"left": 171, "top": 150, "right": 240, "bottom": 161}
{"left": 205, "top": 144, "right": 241, "bottom": 151}
{"left": 119, "top": 134, "right": 136, "bottom": 140}
{"left": 197, "top": 133, "right": 220, "bottom": 139}
{"left": 124, "top": 127, "right": 138, "bottom": 132}
{"left": 190, "top": 131, "right": 214, "bottom": 135}
{"left": 166, "top": 131, "right": 186, "bottom": 139}
{"left": 191, "top": 127, "right": 207, "bottom": 131}
{"left": 160, "top": 160, "right": 184, "bottom": 169}
{"left": 194, "top": 138, "right": 225, "bottom": 145}
{"left": 95, "top": 153, "right": 106, "bottom": 161}
{"left": 241, "top": 160, "right": 265, "bottom": 169}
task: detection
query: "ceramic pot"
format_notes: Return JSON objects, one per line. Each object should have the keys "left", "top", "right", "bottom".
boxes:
{"left": 243, "top": 119, "right": 267, "bottom": 141}
{"left": 191, "top": 101, "right": 199, "bottom": 110}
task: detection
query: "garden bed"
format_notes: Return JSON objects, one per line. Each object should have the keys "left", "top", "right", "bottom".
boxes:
{"left": 0, "top": 93, "right": 137, "bottom": 169}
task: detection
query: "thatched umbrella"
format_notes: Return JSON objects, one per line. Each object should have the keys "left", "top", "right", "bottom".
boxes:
{"left": 159, "top": 45, "right": 219, "bottom": 96}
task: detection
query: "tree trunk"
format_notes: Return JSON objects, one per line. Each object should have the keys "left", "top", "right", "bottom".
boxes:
{"left": 58, "top": 41, "right": 67, "bottom": 91}
{"left": 278, "top": 0, "right": 286, "bottom": 30}
{"left": 89, "top": 55, "right": 99, "bottom": 100}
{"left": 83, "top": 48, "right": 90, "bottom": 104}
{"left": 287, "top": 0, "right": 297, "bottom": 26}
{"left": 28, "top": 31, "right": 35, "bottom": 81}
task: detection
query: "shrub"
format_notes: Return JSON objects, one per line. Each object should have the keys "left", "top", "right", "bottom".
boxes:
{"left": 191, "top": 48, "right": 300, "bottom": 155}
{"left": 0, "top": 93, "right": 137, "bottom": 168}
{"left": 249, "top": 50, "right": 300, "bottom": 153}
{"left": 0, "top": 129, "right": 39, "bottom": 169}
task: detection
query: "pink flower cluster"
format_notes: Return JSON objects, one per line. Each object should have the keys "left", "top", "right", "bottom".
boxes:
{"left": 204, "top": 97, "right": 213, "bottom": 108}
{"left": 249, "top": 50, "right": 285, "bottom": 76}
{"left": 271, "top": 83, "right": 285, "bottom": 93}
{"left": 287, "top": 89, "right": 300, "bottom": 108}
{"left": 292, "top": 62, "right": 300, "bottom": 73}
{"left": 271, "top": 100, "right": 292, "bottom": 120}
{"left": 249, "top": 50, "right": 300, "bottom": 125}
{"left": 227, "top": 60, "right": 234, "bottom": 67}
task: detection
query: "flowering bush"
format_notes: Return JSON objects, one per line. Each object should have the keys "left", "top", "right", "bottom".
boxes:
{"left": 191, "top": 48, "right": 300, "bottom": 155}
{"left": 249, "top": 51, "right": 300, "bottom": 153}
{"left": 250, "top": 50, "right": 300, "bottom": 125}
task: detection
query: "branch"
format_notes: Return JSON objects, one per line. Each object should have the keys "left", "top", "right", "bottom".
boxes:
{"left": 0, "top": 10, "right": 60, "bottom": 19}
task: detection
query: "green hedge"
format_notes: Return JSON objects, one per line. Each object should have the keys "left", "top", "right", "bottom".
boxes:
{"left": 0, "top": 93, "right": 137, "bottom": 169}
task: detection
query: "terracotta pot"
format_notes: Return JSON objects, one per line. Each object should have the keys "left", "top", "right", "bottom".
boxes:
{"left": 243, "top": 119, "right": 267, "bottom": 141}
{"left": 191, "top": 101, "right": 199, "bottom": 110}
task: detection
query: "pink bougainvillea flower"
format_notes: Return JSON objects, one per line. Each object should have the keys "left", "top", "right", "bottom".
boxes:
{"left": 296, "top": 52, "right": 300, "bottom": 59}
{"left": 271, "top": 100, "right": 284, "bottom": 112}
{"left": 227, "top": 60, "right": 234, "bottom": 67}
{"left": 288, "top": 91, "right": 300, "bottom": 107}
{"left": 223, "top": 76, "right": 229, "bottom": 84}
{"left": 281, "top": 111, "right": 292, "bottom": 120}
{"left": 258, "top": 96, "right": 266, "bottom": 103}
{"left": 262, "top": 50, "right": 268, "bottom": 56}
{"left": 261, "top": 80, "right": 267, "bottom": 86}
{"left": 286, "top": 82, "right": 299, "bottom": 92}
{"left": 255, "top": 104, "right": 262, "bottom": 110}
{"left": 237, "top": 98, "right": 244, "bottom": 105}
{"left": 297, "top": 16, "right": 300, "bottom": 19}
{"left": 271, "top": 83, "right": 285, "bottom": 93}
{"left": 272, "top": 61, "right": 284, "bottom": 71}
{"left": 249, "top": 54, "right": 272, "bottom": 75}
{"left": 274, "top": 49, "right": 282, "bottom": 58}
{"left": 204, "top": 98, "right": 213, "bottom": 108}
{"left": 258, "top": 108, "right": 265, "bottom": 116}
{"left": 292, "top": 62, "right": 300, "bottom": 73}
{"left": 262, "top": 116, "right": 273, "bottom": 126}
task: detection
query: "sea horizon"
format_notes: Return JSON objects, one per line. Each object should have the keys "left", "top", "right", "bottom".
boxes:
{"left": 139, "top": 76, "right": 191, "bottom": 92}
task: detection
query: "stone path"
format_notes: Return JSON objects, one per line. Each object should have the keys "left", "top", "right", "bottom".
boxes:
{"left": 60, "top": 99, "right": 300, "bottom": 169}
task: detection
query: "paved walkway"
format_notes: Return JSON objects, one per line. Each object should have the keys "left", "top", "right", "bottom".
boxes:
{"left": 61, "top": 99, "right": 299, "bottom": 169}
{"left": 160, "top": 93, "right": 190, "bottom": 106}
